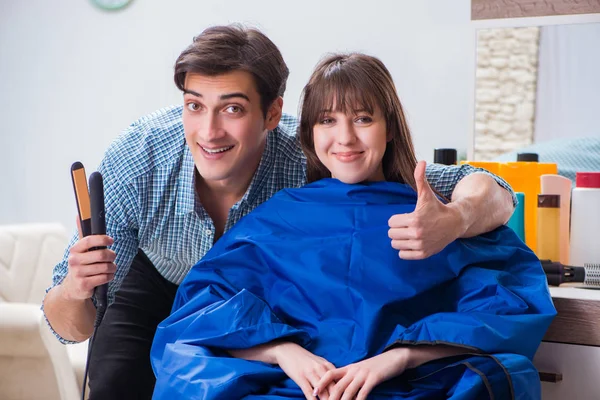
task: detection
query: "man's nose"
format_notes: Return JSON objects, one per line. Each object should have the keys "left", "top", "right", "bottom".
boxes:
{"left": 199, "top": 113, "right": 225, "bottom": 141}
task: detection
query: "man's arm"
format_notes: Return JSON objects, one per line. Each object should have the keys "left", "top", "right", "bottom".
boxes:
{"left": 43, "top": 233, "right": 116, "bottom": 342}
{"left": 424, "top": 161, "right": 516, "bottom": 234}
{"left": 388, "top": 161, "right": 515, "bottom": 260}
{"left": 448, "top": 171, "right": 514, "bottom": 238}
{"left": 42, "top": 154, "right": 139, "bottom": 343}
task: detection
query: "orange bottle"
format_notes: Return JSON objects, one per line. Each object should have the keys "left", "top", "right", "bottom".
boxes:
{"left": 498, "top": 162, "right": 558, "bottom": 253}
{"left": 460, "top": 161, "right": 500, "bottom": 176}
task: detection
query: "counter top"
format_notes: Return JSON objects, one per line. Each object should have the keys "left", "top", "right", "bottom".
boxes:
{"left": 544, "top": 286, "right": 600, "bottom": 346}
{"left": 549, "top": 286, "right": 600, "bottom": 301}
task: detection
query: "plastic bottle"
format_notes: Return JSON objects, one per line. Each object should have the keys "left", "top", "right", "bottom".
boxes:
{"left": 570, "top": 172, "right": 600, "bottom": 267}
{"left": 460, "top": 161, "right": 500, "bottom": 176}
{"left": 498, "top": 162, "right": 557, "bottom": 253}
{"left": 537, "top": 194, "right": 560, "bottom": 262}
{"left": 434, "top": 149, "right": 457, "bottom": 165}
{"left": 507, "top": 192, "right": 525, "bottom": 242}
{"left": 541, "top": 174, "right": 572, "bottom": 265}
{"left": 517, "top": 153, "right": 539, "bottom": 162}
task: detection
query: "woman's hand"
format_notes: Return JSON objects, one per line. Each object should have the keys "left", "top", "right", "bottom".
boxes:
{"left": 273, "top": 342, "right": 337, "bottom": 400}
{"left": 314, "top": 347, "right": 410, "bottom": 400}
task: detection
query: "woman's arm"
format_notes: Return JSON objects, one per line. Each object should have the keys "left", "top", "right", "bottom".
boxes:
{"left": 404, "top": 344, "right": 471, "bottom": 369}
{"left": 314, "top": 344, "right": 470, "bottom": 400}
{"left": 230, "top": 341, "right": 337, "bottom": 400}
{"left": 227, "top": 341, "right": 282, "bottom": 364}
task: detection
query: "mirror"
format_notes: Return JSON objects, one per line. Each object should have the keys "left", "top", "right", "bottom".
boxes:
{"left": 472, "top": 22, "right": 600, "bottom": 161}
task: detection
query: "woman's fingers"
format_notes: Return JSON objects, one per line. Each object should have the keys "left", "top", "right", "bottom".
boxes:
{"left": 328, "top": 371, "right": 354, "bottom": 400}
{"left": 355, "top": 378, "right": 377, "bottom": 400}
{"left": 298, "top": 377, "right": 315, "bottom": 400}
{"left": 340, "top": 373, "right": 365, "bottom": 400}
{"left": 314, "top": 368, "right": 345, "bottom": 397}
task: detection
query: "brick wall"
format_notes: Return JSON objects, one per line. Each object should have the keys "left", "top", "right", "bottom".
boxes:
{"left": 474, "top": 27, "right": 540, "bottom": 160}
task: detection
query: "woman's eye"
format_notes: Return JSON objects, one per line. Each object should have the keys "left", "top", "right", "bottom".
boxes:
{"left": 320, "top": 118, "right": 334, "bottom": 125}
{"left": 356, "top": 116, "right": 373, "bottom": 123}
{"left": 186, "top": 103, "right": 200, "bottom": 112}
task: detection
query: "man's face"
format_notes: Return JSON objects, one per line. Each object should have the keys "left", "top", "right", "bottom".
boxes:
{"left": 182, "top": 71, "right": 280, "bottom": 188}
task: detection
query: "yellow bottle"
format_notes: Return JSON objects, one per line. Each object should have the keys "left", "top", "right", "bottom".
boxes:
{"left": 537, "top": 194, "right": 560, "bottom": 262}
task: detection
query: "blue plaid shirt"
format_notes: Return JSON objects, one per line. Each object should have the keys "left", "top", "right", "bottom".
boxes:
{"left": 45, "top": 105, "right": 515, "bottom": 343}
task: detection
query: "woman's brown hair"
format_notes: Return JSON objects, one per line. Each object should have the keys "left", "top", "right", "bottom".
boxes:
{"left": 299, "top": 53, "right": 418, "bottom": 190}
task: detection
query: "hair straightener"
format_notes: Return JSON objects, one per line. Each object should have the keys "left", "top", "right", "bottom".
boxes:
{"left": 70, "top": 162, "right": 109, "bottom": 400}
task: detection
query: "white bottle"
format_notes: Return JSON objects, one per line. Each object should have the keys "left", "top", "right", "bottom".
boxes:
{"left": 570, "top": 172, "right": 600, "bottom": 267}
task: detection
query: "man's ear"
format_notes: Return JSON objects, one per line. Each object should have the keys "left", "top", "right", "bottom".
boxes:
{"left": 265, "top": 97, "right": 284, "bottom": 131}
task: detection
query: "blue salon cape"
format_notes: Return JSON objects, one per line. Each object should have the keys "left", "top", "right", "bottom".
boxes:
{"left": 151, "top": 179, "right": 556, "bottom": 399}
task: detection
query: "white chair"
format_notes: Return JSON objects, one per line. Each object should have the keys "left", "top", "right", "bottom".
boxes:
{"left": 0, "top": 223, "right": 88, "bottom": 399}
{"left": 0, "top": 303, "right": 81, "bottom": 400}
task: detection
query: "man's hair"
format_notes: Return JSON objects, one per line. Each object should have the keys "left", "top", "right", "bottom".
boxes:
{"left": 299, "top": 53, "right": 418, "bottom": 188}
{"left": 174, "top": 24, "right": 289, "bottom": 117}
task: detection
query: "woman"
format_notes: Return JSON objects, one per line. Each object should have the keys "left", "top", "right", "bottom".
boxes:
{"left": 151, "top": 53, "right": 555, "bottom": 400}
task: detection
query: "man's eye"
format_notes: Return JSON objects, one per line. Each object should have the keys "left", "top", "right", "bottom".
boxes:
{"left": 186, "top": 103, "right": 200, "bottom": 111}
{"left": 225, "top": 105, "right": 242, "bottom": 114}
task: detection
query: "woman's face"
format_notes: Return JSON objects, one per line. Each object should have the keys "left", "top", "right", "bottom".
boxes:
{"left": 313, "top": 105, "right": 389, "bottom": 184}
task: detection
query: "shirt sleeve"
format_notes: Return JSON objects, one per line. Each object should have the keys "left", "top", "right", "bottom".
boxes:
{"left": 42, "top": 151, "right": 140, "bottom": 344}
{"left": 425, "top": 163, "right": 518, "bottom": 207}
{"left": 278, "top": 113, "right": 299, "bottom": 136}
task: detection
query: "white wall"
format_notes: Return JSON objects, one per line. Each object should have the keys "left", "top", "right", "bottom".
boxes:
{"left": 0, "top": 0, "right": 474, "bottom": 229}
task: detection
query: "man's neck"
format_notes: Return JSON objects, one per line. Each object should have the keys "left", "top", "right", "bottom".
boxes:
{"left": 194, "top": 152, "right": 263, "bottom": 240}
{"left": 195, "top": 179, "right": 242, "bottom": 242}
{"left": 196, "top": 148, "right": 263, "bottom": 202}
{"left": 197, "top": 176, "right": 250, "bottom": 205}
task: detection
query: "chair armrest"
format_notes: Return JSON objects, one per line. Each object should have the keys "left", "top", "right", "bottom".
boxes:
{"left": 0, "top": 302, "right": 81, "bottom": 399}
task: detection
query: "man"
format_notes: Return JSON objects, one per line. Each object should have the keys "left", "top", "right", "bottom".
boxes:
{"left": 42, "top": 25, "right": 515, "bottom": 399}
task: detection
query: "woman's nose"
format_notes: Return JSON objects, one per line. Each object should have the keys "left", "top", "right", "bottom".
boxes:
{"left": 336, "top": 120, "right": 357, "bottom": 145}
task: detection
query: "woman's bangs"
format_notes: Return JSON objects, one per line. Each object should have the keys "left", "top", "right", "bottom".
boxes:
{"left": 309, "top": 70, "right": 380, "bottom": 124}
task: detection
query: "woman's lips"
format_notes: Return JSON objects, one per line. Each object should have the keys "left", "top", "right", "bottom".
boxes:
{"left": 334, "top": 151, "right": 364, "bottom": 162}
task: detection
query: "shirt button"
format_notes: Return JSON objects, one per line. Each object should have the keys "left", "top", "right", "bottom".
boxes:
{"left": 204, "top": 229, "right": 212, "bottom": 236}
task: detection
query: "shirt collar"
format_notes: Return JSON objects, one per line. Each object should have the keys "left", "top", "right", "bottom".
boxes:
{"left": 175, "top": 144, "right": 196, "bottom": 215}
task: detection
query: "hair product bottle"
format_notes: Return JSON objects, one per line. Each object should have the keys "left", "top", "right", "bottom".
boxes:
{"left": 570, "top": 172, "right": 600, "bottom": 267}
{"left": 537, "top": 194, "right": 560, "bottom": 262}
{"left": 541, "top": 174, "right": 572, "bottom": 265}
{"left": 507, "top": 192, "right": 525, "bottom": 242}
{"left": 434, "top": 148, "right": 457, "bottom": 165}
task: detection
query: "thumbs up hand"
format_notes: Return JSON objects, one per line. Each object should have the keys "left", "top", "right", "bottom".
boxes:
{"left": 388, "top": 161, "right": 464, "bottom": 260}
